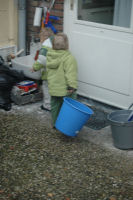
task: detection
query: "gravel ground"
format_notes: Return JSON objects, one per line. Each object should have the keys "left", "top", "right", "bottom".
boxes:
{"left": 0, "top": 103, "right": 133, "bottom": 200}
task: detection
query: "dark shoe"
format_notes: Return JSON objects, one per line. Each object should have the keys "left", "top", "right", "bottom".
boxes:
{"left": 40, "top": 105, "right": 50, "bottom": 112}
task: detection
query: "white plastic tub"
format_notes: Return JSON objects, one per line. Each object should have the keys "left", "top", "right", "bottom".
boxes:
{"left": 11, "top": 55, "right": 41, "bottom": 80}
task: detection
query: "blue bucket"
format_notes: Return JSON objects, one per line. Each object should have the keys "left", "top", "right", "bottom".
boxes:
{"left": 55, "top": 97, "right": 93, "bottom": 137}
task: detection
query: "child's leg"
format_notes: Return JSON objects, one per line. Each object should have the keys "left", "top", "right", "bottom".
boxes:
{"left": 42, "top": 80, "right": 51, "bottom": 110}
{"left": 51, "top": 93, "right": 77, "bottom": 126}
{"left": 51, "top": 96, "right": 63, "bottom": 126}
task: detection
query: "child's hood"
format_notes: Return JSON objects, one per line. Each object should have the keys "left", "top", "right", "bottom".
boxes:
{"left": 46, "top": 49, "right": 70, "bottom": 69}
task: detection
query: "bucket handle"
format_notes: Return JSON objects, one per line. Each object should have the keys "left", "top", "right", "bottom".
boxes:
{"left": 128, "top": 103, "right": 133, "bottom": 110}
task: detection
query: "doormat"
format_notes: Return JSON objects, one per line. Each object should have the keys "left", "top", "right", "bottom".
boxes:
{"left": 85, "top": 107, "right": 110, "bottom": 130}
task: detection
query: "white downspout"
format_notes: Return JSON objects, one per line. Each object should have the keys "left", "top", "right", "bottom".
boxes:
{"left": 18, "top": 0, "right": 26, "bottom": 55}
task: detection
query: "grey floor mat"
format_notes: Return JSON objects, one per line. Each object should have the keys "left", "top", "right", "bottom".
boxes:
{"left": 85, "top": 107, "right": 109, "bottom": 130}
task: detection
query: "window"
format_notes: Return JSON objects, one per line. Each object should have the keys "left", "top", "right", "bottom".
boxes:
{"left": 78, "top": 0, "right": 132, "bottom": 28}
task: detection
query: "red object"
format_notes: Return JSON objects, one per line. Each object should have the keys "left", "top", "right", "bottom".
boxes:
{"left": 17, "top": 83, "right": 37, "bottom": 92}
{"left": 45, "top": 11, "right": 50, "bottom": 25}
{"left": 34, "top": 50, "right": 39, "bottom": 60}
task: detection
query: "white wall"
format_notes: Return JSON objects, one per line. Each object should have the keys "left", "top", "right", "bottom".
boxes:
{"left": 0, "top": 0, "right": 18, "bottom": 47}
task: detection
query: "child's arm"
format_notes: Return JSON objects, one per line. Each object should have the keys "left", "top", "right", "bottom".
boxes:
{"left": 31, "top": 61, "right": 44, "bottom": 72}
{"left": 64, "top": 55, "right": 78, "bottom": 92}
{"left": 31, "top": 47, "right": 48, "bottom": 72}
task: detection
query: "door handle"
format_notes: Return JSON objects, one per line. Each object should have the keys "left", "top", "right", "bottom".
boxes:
{"left": 70, "top": 0, "right": 74, "bottom": 10}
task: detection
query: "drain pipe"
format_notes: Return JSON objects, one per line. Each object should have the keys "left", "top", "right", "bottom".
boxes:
{"left": 18, "top": 0, "right": 26, "bottom": 55}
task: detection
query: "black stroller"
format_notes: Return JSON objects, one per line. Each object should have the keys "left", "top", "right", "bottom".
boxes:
{"left": 0, "top": 56, "right": 25, "bottom": 111}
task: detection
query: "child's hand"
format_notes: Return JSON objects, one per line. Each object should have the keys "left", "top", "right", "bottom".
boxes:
{"left": 67, "top": 89, "right": 74, "bottom": 94}
{"left": 67, "top": 87, "right": 76, "bottom": 94}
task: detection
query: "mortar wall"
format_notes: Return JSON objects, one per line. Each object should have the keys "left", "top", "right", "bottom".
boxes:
{"left": 26, "top": 0, "right": 64, "bottom": 54}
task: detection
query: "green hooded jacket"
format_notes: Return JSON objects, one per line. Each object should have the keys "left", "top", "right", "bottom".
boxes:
{"left": 46, "top": 49, "right": 78, "bottom": 96}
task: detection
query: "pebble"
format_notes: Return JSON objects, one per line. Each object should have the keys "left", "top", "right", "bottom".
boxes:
{"left": 0, "top": 107, "right": 133, "bottom": 200}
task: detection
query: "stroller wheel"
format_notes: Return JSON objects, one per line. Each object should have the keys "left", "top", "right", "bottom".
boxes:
{"left": 4, "top": 103, "right": 12, "bottom": 111}
{"left": 0, "top": 103, "right": 12, "bottom": 111}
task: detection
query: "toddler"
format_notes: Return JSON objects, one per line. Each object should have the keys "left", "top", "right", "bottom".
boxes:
{"left": 46, "top": 33, "right": 78, "bottom": 126}
{"left": 32, "top": 28, "right": 54, "bottom": 111}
